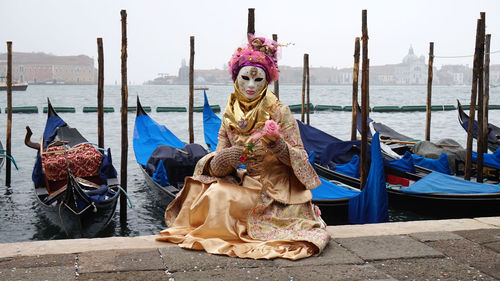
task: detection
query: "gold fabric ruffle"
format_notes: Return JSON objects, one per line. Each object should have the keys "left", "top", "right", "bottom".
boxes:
{"left": 223, "top": 84, "right": 275, "bottom": 135}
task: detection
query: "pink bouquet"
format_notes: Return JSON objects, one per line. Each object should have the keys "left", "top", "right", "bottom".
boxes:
{"left": 251, "top": 120, "right": 280, "bottom": 141}
{"left": 262, "top": 120, "right": 280, "bottom": 137}
{"left": 241, "top": 120, "right": 280, "bottom": 162}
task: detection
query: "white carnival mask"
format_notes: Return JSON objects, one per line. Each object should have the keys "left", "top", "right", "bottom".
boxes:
{"left": 237, "top": 66, "right": 267, "bottom": 100}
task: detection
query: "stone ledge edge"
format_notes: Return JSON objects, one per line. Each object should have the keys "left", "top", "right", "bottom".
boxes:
{"left": 1, "top": 216, "right": 498, "bottom": 259}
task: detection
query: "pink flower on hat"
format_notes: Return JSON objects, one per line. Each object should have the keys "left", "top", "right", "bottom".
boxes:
{"left": 228, "top": 35, "right": 281, "bottom": 83}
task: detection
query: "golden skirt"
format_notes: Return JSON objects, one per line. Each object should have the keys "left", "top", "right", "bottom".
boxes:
{"left": 157, "top": 175, "right": 329, "bottom": 260}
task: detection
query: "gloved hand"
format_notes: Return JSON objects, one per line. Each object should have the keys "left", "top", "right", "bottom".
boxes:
{"left": 209, "top": 146, "right": 244, "bottom": 177}
{"left": 266, "top": 137, "right": 291, "bottom": 166}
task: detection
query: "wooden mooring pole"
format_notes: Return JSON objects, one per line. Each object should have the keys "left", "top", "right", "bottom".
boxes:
{"left": 120, "top": 10, "right": 128, "bottom": 222}
{"left": 97, "top": 38, "right": 104, "bottom": 149}
{"left": 476, "top": 12, "right": 486, "bottom": 182}
{"left": 425, "top": 42, "right": 434, "bottom": 141}
{"left": 306, "top": 55, "right": 310, "bottom": 125}
{"left": 351, "top": 37, "right": 360, "bottom": 141}
{"left": 301, "top": 54, "right": 308, "bottom": 123}
{"left": 464, "top": 17, "right": 484, "bottom": 181}
{"left": 272, "top": 34, "right": 280, "bottom": 99}
{"left": 5, "top": 41, "right": 12, "bottom": 186}
{"left": 247, "top": 8, "right": 255, "bottom": 39}
{"left": 188, "top": 36, "right": 195, "bottom": 144}
{"left": 483, "top": 33, "right": 491, "bottom": 153}
{"left": 360, "top": 9, "right": 369, "bottom": 189}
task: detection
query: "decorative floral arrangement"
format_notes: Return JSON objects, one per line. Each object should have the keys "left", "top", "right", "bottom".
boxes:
{"left": 240, "top": 120, "right": 280, "bottom": 163}
{"left": 262, "top": 120, "right": 280, "bottom": 137}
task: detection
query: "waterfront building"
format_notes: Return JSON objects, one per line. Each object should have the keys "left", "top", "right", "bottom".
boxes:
{"left": 146, "top": 47, "right": 496, "bottom": 86}
{"left": 438, "top": 65, "right": 471, "bottom": 85}
{"left": 491, "top": 65, "right": 500, "bottom": 86}
{"left": 0, "top": 52, "right": 97, "bottom": 84}
{"left": 394, "top": 46, "right": 427, "bottom": 84}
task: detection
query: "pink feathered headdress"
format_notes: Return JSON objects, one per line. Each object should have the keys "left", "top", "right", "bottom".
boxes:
{"left": 228, "top": 35, "right": 280, "bottom": 83}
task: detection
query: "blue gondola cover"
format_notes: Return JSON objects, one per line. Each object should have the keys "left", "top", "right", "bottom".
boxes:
{"left": 99, "top": 148, "right": 117, "bottom": 184}
{"left": 472, "top": 148, "right": 500, "bottom": 169}
{"left": 308, "top": 150, "right": 360, "bottom": 200}
{"left": 152, "top": 160, "right": 170, "bottom": 186}
{"left": 133, "top": 112, "right": 185, "bottom": 166}
{"left": 203, "top": 90, "right": 222, "bottom": 152}
{"left": 333, "top": 155, "right": 360, "bottom": 178}
{"left": 297, "top": 120, "right": 367, "bottom": 166}
{"left": 412, "top": 152, "right": 453, "bottom": 175}
{"left": 311, "top": 178, "right": 360, "bottom": 199}
{"left": 402, "top": 171, "right": 500, "bottom": 194}
{"left": 348, "top": 132, "right": 389, "bottom": 224}
{"left": 388, "top": 151, "right": 416, "bottom": 173}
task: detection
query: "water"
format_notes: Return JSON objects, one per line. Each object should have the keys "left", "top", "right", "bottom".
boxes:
{"left": 0, "top": 84, "right": 499, "bottom": 243}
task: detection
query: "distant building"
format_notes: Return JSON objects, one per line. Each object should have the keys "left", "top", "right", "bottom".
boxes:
{"left": 490, "top": 65, "right": 500, "bottom": 86}
{"left": 371, "top": 64, "right": 397, "bottom": 84}
{"left": 437, "top": 64, "right": 470, "bottom": 85}
{"left": 174, "top": 59, "right": 231, "bottom": 85}
{"left": 147, "top": 46, "right": 499, "bottom": 86}
{"left": 394, "top": 46, "right": 427, "bottom": 84}
{"left": 0, "top": 52, "right": 97, "bottom": 84}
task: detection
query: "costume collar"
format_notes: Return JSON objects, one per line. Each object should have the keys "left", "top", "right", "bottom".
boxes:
{"left": 223, "top": 83, "right": 277, "bottom": 135}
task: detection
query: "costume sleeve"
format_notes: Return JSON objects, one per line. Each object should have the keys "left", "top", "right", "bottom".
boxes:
{"left": 191, "top": 120, "right": 233, "bottom": 184}
{"left": 272, "top": 102, "right": 321, "bottom": 190}
{"left": 215, "top": 119, "right": 232, "bottom": 151}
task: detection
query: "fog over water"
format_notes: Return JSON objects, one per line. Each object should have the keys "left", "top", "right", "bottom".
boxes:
{"left": 1, "top": 1, "right": 499, "bottom": 84}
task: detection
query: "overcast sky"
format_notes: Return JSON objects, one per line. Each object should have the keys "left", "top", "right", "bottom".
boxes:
{"left": 1, "top": 0, "right": 499, "bottom": 84}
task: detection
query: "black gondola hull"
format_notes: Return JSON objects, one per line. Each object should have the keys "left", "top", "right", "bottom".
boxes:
{"left": 387, "top": 189, "right": 500, "bottom": 219}
{"left": 312, "top": 199, "right": 349, "bottom": 225}
{"left": 138, "top": 164, "right": 179, "bottom": 207}
{"left": 36, "top": 191, "right": 119, "bottom": 238}
{"left": 317, "top": 161, "right": 500, "bottom": 219}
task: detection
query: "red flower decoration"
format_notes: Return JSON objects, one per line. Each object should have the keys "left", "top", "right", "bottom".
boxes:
{"left": 239, "top": 155, "right": 247, "bottom": 162}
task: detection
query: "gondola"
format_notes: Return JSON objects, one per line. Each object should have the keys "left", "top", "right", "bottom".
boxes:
{"left": 457, "top": 99, "right": 500, "bottom": 153}
{"left": 203, "top": 93, "right": 388, "bottom": 225}
{"left": 133, "top": 97, "right": 207, "bottom": 206}
{"left": 25, "top": 100, "right": 120, "bottom": 238}
{"left": 355, "top": 102, "right": 463, "bottom": 177}
{"left": 305, "top": 119, "right": 500, "bottom": 219}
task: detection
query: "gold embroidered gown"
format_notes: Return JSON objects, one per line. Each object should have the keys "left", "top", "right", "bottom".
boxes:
{"left": 157, "top": 86, "right": 330, "bottom": 260}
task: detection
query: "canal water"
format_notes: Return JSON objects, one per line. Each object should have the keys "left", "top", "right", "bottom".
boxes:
{"left": 0, "top": 84, "right": 499, "bottom": 243}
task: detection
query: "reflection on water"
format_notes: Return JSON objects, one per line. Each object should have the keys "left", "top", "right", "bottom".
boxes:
{"left": 0, "top": 84, "right": 499, "bottom": 243}
{"left": 388, "top": 208, "right": 436, "bottom": 222}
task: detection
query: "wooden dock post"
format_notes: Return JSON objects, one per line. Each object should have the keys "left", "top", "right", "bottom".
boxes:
{"left": 483, "top": 33, "right": 491, "bottom": 153}
{"left": 188, "top": 36, "right": 195, "bottom": 144}
{"left": 5, "top": 41, "right": 12, "bottom": 186}
{"left": 272, "top": 34, "right": 280, "bottom": 99}
{"left": 425, "top": 42, "right": 434, "bottom": 141}
{"left": 306, "top": 55, "right": 310, "bottom": 125}
{"left": 247, "top": 8, "right": 255, "bottom": 39}
{"left": 360, "top": 10, "right": 369, "bottom": 189}
{"left": 476, "top": 12, "right": 486, "bottom": 182}
{"left": 97, "top": 38, "right": 104, "bottom": 149}
{"left": 301, "top": 54, "right": 308, "bottom": 123}
{"left": 351, "top": 37, "right": 360, "bottom": 141}
{"left": 120, "top": 9, "right": 128, "bottom": 222}
{"left": 464, "top": 17, "right": 484, "bottom": 181}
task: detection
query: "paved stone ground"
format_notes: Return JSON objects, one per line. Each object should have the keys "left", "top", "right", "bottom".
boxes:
{"left": 1, "top": 220, "right": 500, "bottom": 280}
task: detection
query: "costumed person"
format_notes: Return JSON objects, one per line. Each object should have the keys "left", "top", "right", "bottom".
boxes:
{"left": 157, "top": 35, "right": 330, "bottom": 260}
